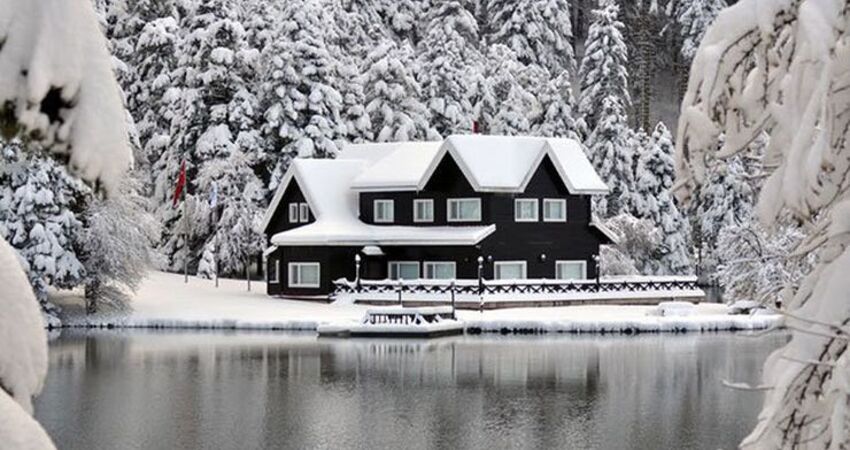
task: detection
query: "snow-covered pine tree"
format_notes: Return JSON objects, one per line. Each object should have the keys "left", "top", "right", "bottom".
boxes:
{"left": 487, "top": 0, "right": 576, "bottom": 75}
{"left": 0, "top": 142, "right": 87, "bottom": 320}
{"left": 375, "top": 0, "right": 427, "bottom": 44}
{"left": 196, "top": 149, "right": 264, "bottom": 278}
{"left": 673, "top": 0, "right": 726, "bottom": 63}
{"left": 416, "top": 1, "right": 484, "bottom": 136}
{"left": 634, "top": 122, "right": 692, "bottom": 274}
{"left": 361, "top": 41, "right": 438, "bottom": 142}
{"left": 79, "top": 174, "right": 159, "bottom": 314}
{"left": 577, "top": 0, "right": 630, "bottom": 133}
{"left": 600, "top": 213, "right": 660, "bottom": 275}
{"left": 534, "top": 70, "right": 581, "bottom": 140}
{"left": 585, "top": 95, "right": 634, "bottom": 217}
{"left": 259, "top": 0, "right": 344, "bottom": 192}
{"left": 692, "top": 153, "right": 755, "bottom": 275}
{"left": 477, "top": 45, "right": 547, "bottom": 136}
{"left": 154, "top": 0, "right": 261, "bottom": 271}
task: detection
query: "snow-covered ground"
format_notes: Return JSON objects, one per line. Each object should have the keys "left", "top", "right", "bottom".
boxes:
{"left": 53, "top": 271, "right": 782, "bottom": 334}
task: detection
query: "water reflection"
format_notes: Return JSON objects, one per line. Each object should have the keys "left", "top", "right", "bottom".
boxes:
{"left": 35, "top": 330, "right": 787, "bottom": 450}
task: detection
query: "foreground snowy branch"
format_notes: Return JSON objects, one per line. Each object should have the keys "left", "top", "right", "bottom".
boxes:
{"left": 0, "top": 0, "right": 133, "bottom": 448}
{"left": 675, "top": 0, "right": 850, "bottom": 447}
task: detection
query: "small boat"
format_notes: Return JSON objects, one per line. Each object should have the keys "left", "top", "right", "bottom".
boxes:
{"left": 318, "top": 306, "right": 465, "bottom": 338}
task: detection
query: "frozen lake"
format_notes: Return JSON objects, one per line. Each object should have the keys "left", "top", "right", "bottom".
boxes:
{"left": 35, "top": 330, "right": 787, "bottom": 450}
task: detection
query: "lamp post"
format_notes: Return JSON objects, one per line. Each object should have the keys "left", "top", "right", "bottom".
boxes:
{"left": 477, "top": 256, "right": 484, "bottom": 313}
{"left": 354, "top": 253, "right": 361, "bottom": 292}
{"left": 592, "top": 254, "right": 601, "bottom": 292}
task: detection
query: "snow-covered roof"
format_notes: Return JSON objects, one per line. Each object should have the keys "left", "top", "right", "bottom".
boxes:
{"left": 349, "top": 135, "right": 609, "bottom": 194}
{"left": 263, "top": 156, "right": 495, "bottom": 245}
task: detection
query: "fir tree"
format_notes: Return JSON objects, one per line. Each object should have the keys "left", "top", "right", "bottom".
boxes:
{"left": 361, "top": 42, "right": 438, "bottom": 142}
{"left": 674, "top": 0, "right": 726, "bottom": 62}
{"left": 585, "top": 95, "right": 634, "bottom": 217}
{"left": 260, "top": 0, "right": 344, "bottom": 191}
{"left": 634, "top": 123, "right": 693, "bottom": 274}
{"left": 478, "top": 45, "right": 546, "bottom": 135}
{"left": 534, "top": 70, "right": 581, "bottom": 139}
{"left": 0, "top": 142, "right": 87, "bottom": 317}
{"left": 488, "top": 0, "right": 576, "bottom": 75}
{"left": 577, "top": 0, "right": 630, "bottom": 132}
{"left": 416, "top": 1, "right": 483, "bottom": 136}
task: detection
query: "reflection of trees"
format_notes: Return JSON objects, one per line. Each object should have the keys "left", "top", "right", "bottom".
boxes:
{"left": 36, "top": 331, "right": 788, "bottom": 450}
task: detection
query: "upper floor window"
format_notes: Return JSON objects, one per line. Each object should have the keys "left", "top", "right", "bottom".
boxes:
{"left": 543, "top": 199, "right": 567, "bottom": 222}
{"left": 374, "top": 199, "right": 394, "bottom": 223}
{"left": 413, "top": 199, "right": 434, "bottom": 223}
{"left": 514, "top": 199, "right": 539, "bottom": 222}
{"left": 289, "top": 202, "right": 309, "bottom": 223}
{"left": 447, "top": 198, "right": 481, "bottom": 222}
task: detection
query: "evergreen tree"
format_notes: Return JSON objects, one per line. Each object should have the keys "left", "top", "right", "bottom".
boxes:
{"left": 0, "top": 142, "right": 87, "bottom": 317}
{"left": 416, "top": 1, "right": 483, "bottom": 136}
{"left": 375, "top": 0, "right": 427, "bottom": 44}
{"left": 477, "top": 45, "right": 546, "bottom": 135}
{"left": 534, "top": 70, "right": 581, "bottom": 139}
{"left": 674, "top": 0, "right": 726, "bottom": 62}
{"left": 634, "top": 122, "right": 692, "bottom": 274}
{"left": 577, "top": 0, "right": 630, "bottom": 132}
{"left": 361, "top": 42, "right": 438, "bottom": 142}
{"left": 259, "top": 0, "right": 344, "bottom": 191}
{"left": 488, "top": 0, "right": 576, "bottom": 75}
{"left": 585, "top": 95, "right": 634, "bottom": 217}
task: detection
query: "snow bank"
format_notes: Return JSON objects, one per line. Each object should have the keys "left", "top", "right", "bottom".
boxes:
{"left": 0, "top": 390, "right": 56, "bottom": 450}
{"left": 54, "top": 271, "right": 782, "bottom": 335}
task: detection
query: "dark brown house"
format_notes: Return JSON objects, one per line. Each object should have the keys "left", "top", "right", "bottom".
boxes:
{"left": 261, "top": 135, "right": 615, "bottom": 297}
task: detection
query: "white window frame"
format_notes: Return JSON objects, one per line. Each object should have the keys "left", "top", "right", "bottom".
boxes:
{"left": 388, "top": 261, "right": 420, "bottom": 280}
{"left": 288, "top": 262, "right": 321, "bottom": 288}
{"left": 423, "top": 261, "right": 456, "bottom": 280}
{"left": 373, "top": 199, "right": 395, "bottom": 223}
{"left": 268, "top": 260, "right": 280, "bottom": 283}
{"left": 543, "top": 198, "right": 568, "bottom": 222}
{"left": 413, "top": 199, "right": 434, "bottom": 223}
{"left": 493, "top": 261, "right": 527, "bottom": 280}
{"left": 288, "top": 203, "right": 299, "bottom": 223}
{"left": 299, "top": 202, "right": 309, "bottom": 223}
{"left": 514, "top": 198, "right": 539, "bottom": 222}
{"left": 447, "top": 198, "right": 482, "bottom": 222}
{"left": 556, "top": 260, "right": 587, "bottom": 280}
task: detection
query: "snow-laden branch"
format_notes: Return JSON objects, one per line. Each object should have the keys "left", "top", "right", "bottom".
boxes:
{"left": 676, "top": 0, "right": 850, "bottom": 447}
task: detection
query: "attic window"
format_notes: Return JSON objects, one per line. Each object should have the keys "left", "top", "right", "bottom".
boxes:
{"left": 288, "top": 203, "right": 298, "bottom": 223}
{"left": 299, "top": 203, "right": 309, "bottom": 222}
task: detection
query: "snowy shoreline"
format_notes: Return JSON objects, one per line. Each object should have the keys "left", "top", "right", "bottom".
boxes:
{"left": 52, "top": 271, "right": 783, "bottom": 335}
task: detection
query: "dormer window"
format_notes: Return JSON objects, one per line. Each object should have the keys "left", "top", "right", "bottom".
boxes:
{"left": 514, "top": 199, "right": 539, "bottom": 222}
{"left": 374, "top": 199, "right": 394, "bottom": 223}
{"left": 447, "top": 198, "right": 481, "bottom": 222}
{"left": 413, "top": 199, "right": 434, "bottom": 223}
{"left": 289, "top": 203, "right": 298, "bottom": 223}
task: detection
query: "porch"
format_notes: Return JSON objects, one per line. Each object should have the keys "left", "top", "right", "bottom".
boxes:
{"left": 333, "top": 276, "right": 705, "bottom": 310}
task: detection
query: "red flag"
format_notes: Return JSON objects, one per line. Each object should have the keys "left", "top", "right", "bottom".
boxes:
{"left": 472, "top": 120, "right": 479, "bottom": 134}
{"left": 172, "top": 160, "right": 186, "bottom": 208}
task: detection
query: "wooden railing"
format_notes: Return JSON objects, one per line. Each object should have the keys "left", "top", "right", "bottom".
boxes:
{"left": 333, "top": 277, "right": 701, "bottom": 297}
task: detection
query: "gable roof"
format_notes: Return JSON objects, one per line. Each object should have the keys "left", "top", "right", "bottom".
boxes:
{"left": 262, "top": 157, "right": 495, "bottom": 245}
{"left": 349, "top": 135, "right": 609, "bottom": 195}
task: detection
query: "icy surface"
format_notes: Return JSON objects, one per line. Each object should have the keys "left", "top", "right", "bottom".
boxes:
{"left": 57, "top": 271, "right": 781, "bottom": 334}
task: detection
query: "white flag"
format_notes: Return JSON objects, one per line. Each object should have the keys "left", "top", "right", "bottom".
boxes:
{"left": 209, "top": 182, "right": 218, "bottom": 208}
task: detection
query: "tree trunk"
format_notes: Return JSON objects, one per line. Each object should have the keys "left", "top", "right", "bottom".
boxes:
{"left": 84, "top": 280, "right": 99, "bottom": 315}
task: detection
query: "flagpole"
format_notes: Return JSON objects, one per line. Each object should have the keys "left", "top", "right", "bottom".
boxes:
{"left": 183, "top": 191, "right": 189, "bottom": 284}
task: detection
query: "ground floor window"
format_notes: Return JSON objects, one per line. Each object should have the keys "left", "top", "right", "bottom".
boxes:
{"left": 493, "top": 261, "right": 527, "bottom": 280}
{"left": 288, "top": 262, "right": 320, "bottom": 288}
{"left": 388, "top": 261, "right": 420, "bottom": 280}
{"left": 268, "top": 260, "right": 280, "bottom": 283}
{"left": 556, "top": 260, "right": 587, "bottom": 280}
{"left": 423, "top": 261, "right": 456, "bottom": 279}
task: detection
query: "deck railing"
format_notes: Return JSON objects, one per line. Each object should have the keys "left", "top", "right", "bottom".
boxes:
{"left": 333, "top": 276, "right": 701, "bottom": 297}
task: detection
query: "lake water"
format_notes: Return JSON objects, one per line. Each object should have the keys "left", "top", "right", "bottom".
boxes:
{"left": 34, "top": 330, "right": 787, "bottom": 450}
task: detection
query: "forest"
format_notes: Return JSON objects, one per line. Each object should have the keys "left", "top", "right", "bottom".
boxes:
{"left": 1, "top": 0, "right": 797, "bottom": 321}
